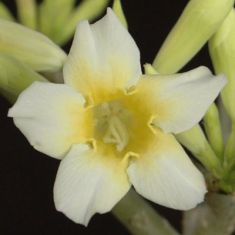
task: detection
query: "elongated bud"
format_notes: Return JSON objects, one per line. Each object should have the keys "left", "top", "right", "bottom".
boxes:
{"left": 0, "top": 19, "right": 67, "bottom": 72}
{"left": 0, "top": 3, "right": 15, "bottom": 21}
{"left": 144, "top": 63, "right": 158, "bottom": 75}
{"left": 39, "top": 0, "right": 75, "bottom": 44}
{"left": 203, "top": 104, "right": 224, "bottom": 158}
{"left": 16, "top": 0, "right": 37, "bottom": 29}
{"left": 0, "top": 55, "right": 48, "bottom": 103}
{"left": 209, "top": 9, "right": 235, "bottom": 166}
{"left": 112, "top": 0, "right": 128, "bottom": 29}
{"left": 57, "top": 0, "right": 109, "bottom": 45}
{"left": 176, "top": 125, "right": 222, "bottom": 177}
{"left": 218, "top": 99, "right": 231, "bottom": 143}
{"left": 209, "top": 9, "right": 235, "bottom": 122}
{"left": 153, "top": 0, "right": 234, "bottom": 74}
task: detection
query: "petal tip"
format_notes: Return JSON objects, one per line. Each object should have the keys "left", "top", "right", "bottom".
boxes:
{"left": 7, "top": 107, "right": 14, "bottom": 117}
{"left": 217, "top": 73, "right": 227, "bottom": 86}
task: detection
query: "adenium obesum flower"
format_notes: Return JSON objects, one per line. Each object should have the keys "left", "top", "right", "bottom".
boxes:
{"left": 8, "top": 9, "right": 226, "bottom": 225}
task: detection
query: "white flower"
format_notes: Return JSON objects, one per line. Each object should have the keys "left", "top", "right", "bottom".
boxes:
{"left": 8, "top": 9, "right": 226, "bottom": 225}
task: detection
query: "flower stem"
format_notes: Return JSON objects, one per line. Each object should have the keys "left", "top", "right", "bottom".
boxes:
{"left": 112, "top": 189, "right": 180, "bottom": 235}
{"left": 183, "top": 193, "right": 235, "bottom": 235}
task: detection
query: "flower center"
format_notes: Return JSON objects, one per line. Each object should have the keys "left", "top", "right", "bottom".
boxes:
{"left": 93, "top": 101, "right": 132, "bottom": 152}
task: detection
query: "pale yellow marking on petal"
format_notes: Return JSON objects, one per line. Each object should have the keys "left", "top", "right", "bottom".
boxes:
{"left": 8, "top": 82, "right": 94, "bottom": 159}
{"left": 63, "top": 9, "right": 141, "bottom": 103}
{"left": 87, "top": 87, "right": 157, "bottom": 160}
{"left": 134, "top": 69, "right": 226, "bottom": 134}
{"left": 66, "top": 60, "right": 137, "bottom": 105}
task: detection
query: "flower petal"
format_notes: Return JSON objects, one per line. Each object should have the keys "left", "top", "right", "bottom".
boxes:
{"left": 8, "top": 82, "right": 90, "bottom": 159}
{"left": 135, "top": 66, "right": 226, "bottom": 134}
{"left": 63, "top": 8, "right": 141, "bottom": 102}
{"left": 127, "top": 130, "right": 207, "bottom": 210}
{"left": 54, "top": 144, "right": 130, "bottom": 225}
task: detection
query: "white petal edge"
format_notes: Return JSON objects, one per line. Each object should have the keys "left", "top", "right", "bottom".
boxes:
{"left": 127, "top": 131, "right": 207, "bottom": 210}
{"left": 136, "top": 66, "right": 227, "bottom": 134}
{"left": 63, "top": 8, "right": 141, "bottom": 98}
{"left": 54, "top": 144, "right": 130, "bottom": 225}
{"left": 8, "top": 82, "right": 87, "bottom": 159}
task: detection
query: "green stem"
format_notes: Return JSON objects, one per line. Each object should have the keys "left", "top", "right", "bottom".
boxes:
{"left": 183, "top": 193, "right": 235, "bottom": 235}
{"left": 112, "top": 189, "right": 180, "bottom": 235}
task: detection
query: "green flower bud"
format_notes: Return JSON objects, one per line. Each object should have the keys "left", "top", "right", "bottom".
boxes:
{"left": 65, "top": 0, "right": 109, "bottom": 43}
{"left": 209, "top": 9, "right": 235, "bottom": 122}
{"left": 153, "top": 0, "right": 234, "bottom": 74}
{"left": 0, "top": 3, "right": 14, "bottom": 21}
{"left": 112, "top": 0, "right": 128, "bottom": 29}
{"left": 144, "top": 63, "right": 158, "bottom": 75}
{"left": 176, "top": 125, "right": 222, "bottom": 177}
{"left": 0, "top": 19, "right": 67, "bottom": 72}
{"left": 39, "top": 0, "right": 75, "bottom": 44}
{"left": 16, "top": 0, "right": 37, "bottom": 29}
{"left": 203, "top": 104, "right": 224, "bottom": 158}
{"left": 0, "top": 55, "right": 48, "bottom": 103}
{"left": 209, "top": 9, "right": 235, "bottom": 167}
{"left": 38, "top": 0, "right": 110, "bottom": 45}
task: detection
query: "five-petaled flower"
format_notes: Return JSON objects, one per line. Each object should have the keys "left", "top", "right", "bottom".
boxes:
{"left": 8, "top": 9, "right": 226, "bottom": 225}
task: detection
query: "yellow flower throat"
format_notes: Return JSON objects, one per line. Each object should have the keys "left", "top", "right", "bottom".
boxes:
{"left": 93, "top": 101, "right": 132, "bottom": 152}
{"left": 86, "top": 90, "right": 156, "bottom": 157}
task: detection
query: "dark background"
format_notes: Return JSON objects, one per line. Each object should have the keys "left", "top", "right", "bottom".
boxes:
{"left": 0, "top": 0, "right": 213, "bottom": 234}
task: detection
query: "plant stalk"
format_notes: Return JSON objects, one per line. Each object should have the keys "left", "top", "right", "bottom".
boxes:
{"left": 112, "top": 189, "right": 180, "bottom": 235}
